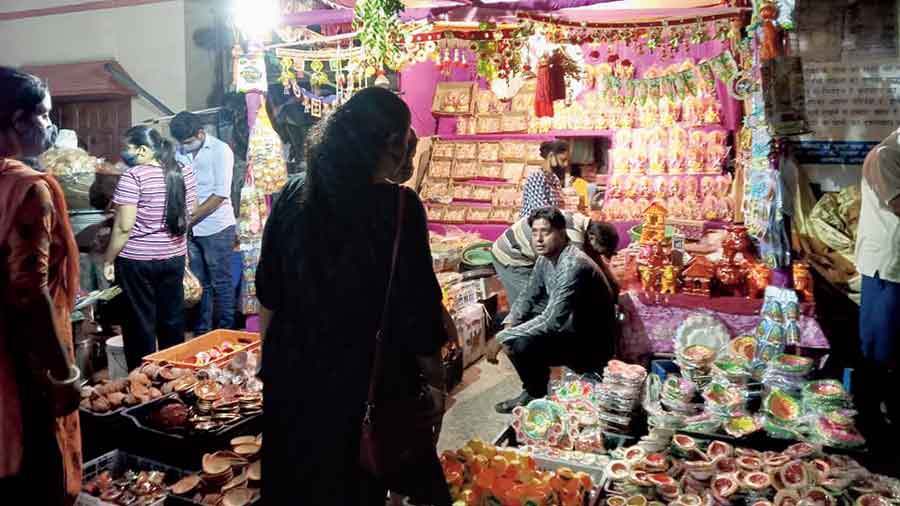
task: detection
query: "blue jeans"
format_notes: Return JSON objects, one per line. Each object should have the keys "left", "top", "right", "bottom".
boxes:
{"left": 189, "top": 225, "right": 236, "bottom": 334}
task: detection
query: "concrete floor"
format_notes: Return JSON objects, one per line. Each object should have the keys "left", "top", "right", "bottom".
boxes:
{"left": 437, "top": 354, "right": 521, "bottom": 452}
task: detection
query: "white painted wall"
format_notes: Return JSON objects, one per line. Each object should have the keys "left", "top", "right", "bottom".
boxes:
{"left": 0, "top": 1, "right": 189, "bottom": 123}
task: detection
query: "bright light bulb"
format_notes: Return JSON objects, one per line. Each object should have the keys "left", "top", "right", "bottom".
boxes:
{"left": 232, "top": 0, "right": 280, "bottom": 39}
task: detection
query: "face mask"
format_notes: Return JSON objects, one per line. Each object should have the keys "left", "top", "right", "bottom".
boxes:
{"left": 121, "top": 150, "right": 140, "bottom": 167}
{"left": 180, "top": 139, "right": 202, "bottom": 154}
{"left": 16, "top": 121, "right": 57, "bottom": 157}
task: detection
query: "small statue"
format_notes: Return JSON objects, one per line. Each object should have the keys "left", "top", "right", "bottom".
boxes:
{"left": 716, "top": 262, "right": 746, "bottom": 297}
{"left": 660, "top": 265, "right": 679, "bottom": 294}
{"left": 722, "top": 225, "right": 751, "bottom": 265}
{"left": 793, "top": 262, "right": 814, "bottom": 302}
{"left": 759, "top": 1, "right": 782, "bottom": 62}
{"left": 640, "top": 266, "right": 658, "bottom": 293}
{"left": 747, "top": 262, "right": 771, "bottom": 299}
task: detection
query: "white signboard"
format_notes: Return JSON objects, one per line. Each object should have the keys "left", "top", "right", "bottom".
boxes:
{"left": 801, "top": 60, "right": 900, "bottom": 143}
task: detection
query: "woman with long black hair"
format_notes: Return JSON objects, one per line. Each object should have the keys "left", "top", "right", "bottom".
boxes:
{"left": 0, "top": 66, "right": 81, "bottom": 505}
{"left": 256, "top": 87, "right": 452, "bottom": 505}
{"left": 104, "top": 126, "right": 197, "bottom": 369}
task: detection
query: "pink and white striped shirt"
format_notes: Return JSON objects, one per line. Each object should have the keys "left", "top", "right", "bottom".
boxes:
{"left": 113, "top": 163, "right": 198, "bottom": 261}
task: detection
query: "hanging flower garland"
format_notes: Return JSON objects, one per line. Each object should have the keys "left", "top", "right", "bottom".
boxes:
{"left": 354, "top": 0, "right": 405, "bottom": 73}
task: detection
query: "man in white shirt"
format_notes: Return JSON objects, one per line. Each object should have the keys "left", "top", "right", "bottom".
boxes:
{"left": 171, "top": 112, "right": 236, "bottom": 334}
{"left": 855, "top": 129, "right": 900, "bottom": 464}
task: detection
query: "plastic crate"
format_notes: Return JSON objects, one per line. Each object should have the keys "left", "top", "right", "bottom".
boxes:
{"left": 141, "top": 329, "right": 259, "bottom": 369}
{"left": 119, "top": 394, "right": 262, "bottom": 470}
{"left": 77, "top": 450, "right": 187, "bottom": 506}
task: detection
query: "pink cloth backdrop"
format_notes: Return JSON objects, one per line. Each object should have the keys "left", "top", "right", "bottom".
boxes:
{"left": 616, "top": 291, "right": 830, "bottom": 363}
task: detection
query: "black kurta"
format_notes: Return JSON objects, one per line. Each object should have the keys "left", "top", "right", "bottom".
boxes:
{"left": 256, "top": 175, "right": 449, "bottom": 505}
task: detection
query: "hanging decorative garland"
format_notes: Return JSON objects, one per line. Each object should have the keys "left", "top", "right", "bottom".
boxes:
{"left": 519, "top": 14, "right": 741, "bottom": 60}
{"left": 354, "top": 0, "right": 405, "bottom": 72}
{"left": 594, "top": 50, "right": 741, "bottom": 106}
{"left": 274, "top": 46, "right": 367, "bottom": 105}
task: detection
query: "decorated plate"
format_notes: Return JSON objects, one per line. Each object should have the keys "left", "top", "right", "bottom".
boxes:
{"left": 675, "top": 314, "right": 730, "bottom": 358}
{"left": 772, "top": 354, "right": 814, "bottom": 374}
{"left": 728, "top": 335, "right": 758, "bottom": 362}
{"left": 725, "top": 415, "right": 763, "bottom": 438}
{"left": 764, "top": 390, "right": 801, "bottom": 423}
{"left": 512, "top": 399, "right": 568, "bottom": 444}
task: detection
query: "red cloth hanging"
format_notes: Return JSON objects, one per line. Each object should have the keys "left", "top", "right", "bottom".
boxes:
{"left": 548, "top": 52, "right": 568, "bottom": 102}
{"left": 534, "top": 59, "right": 554, "bottom": 118}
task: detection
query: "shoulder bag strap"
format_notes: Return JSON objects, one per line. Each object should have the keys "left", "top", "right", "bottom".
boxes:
{"left": 364, "top": 186, "right": 406, "bottom": 423}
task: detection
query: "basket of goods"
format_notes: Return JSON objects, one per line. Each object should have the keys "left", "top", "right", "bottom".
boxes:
{"left": 39, "top": 147, "right": 104, "bottom": 210}
{"left": 441, "top": 439, "right": 595, "bottom": 506}
{"left": 142, "top": 330, "right": 259, "bottom": 369}
{"left": 80, "top": 450, "right": 188, "bottom": 506}
{"left": 168, "top": 434, "right": 262, "bottom": 505}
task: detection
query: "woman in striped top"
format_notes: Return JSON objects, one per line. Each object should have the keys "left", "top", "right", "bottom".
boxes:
{"left": 104, "top": 126, "right": 197, "bottom": 369}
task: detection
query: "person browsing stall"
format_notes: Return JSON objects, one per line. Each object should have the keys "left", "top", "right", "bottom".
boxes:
{"left": 493, "top": 207, "right": 619, "bottom": 414}
{"left": 104, "top": 126, "right": 198, "bottom": 370}
{"left": 171, "top": 112, "right": 236, "bottom": 335}
{"left": 519, "top": 140, "right": 568, "bottom": 218}
{"left": 0, "top": 67, "right": 82, "bottom": 505}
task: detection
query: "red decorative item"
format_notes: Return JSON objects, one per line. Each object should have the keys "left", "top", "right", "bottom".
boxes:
{"left": 722, "top": 225, "right": 751, "bottom": 265}
{"left": 548, "top": 51, "right": 568, "bottom": 102}
{"left": 746, "top": 262, "right": 771, "bottom": 299}
{"left": 759, "top": 1, "right": 782, "bottom": 61}
{"left": 534, "top": 56, "right": 554, "bottom": 117}
{"left": 716, "top": 263, "right": 746, "bottom": 297}
{"left": 793, "top": 262, "right": 814, "bottom": 302}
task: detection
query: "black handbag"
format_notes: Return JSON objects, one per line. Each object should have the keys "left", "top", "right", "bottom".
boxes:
{"left": 359, "top": 187, "right": 444, "bottom": 485}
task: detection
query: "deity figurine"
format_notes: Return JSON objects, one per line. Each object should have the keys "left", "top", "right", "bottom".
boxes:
{"left": 669, "top": 178, "right": 682, "bottom": 199}
{"left": 648, "top": 148, "right": 665, "bottom": 175}
{"left": 759, "top": 0, "right": 783, "bottom": 62}
{"left": 701, "top": 94, "right": 721, "bottom": 125}
{"left": 631, "top": 150, "right": 648, "bottom": 175}
{"left": 700, "top": 176, "right": 715, "bottom": 196}
{"left": 723, "top": 225, "right": 751, "bottom": 265}
{"left": 616, "top": 129, "right": 633, "bottom": 150}
{"left": 746, "top": 262, "right": 771, "bottom": 299}
{"left": 636, "top": 176, "right": 652, "bottom": 199}
{"left": 609, "top": 175, "right": 624, "bottom": 198}
{"left": 653, "top": 177, "right": 669, "bottom": 201}
{"left": 716, "top": 262, "right": 746, "bottom": 297}
{"left": 621, "top": 198, "right": 637, "bottom": 220}
{"left": 640, "top": 100, "right": 659, "bottom": 128}
{"left": 702, "top": 195, "right": 721, "bottom": 221}
{"left": 793, "top": 262, "right": 815, "bottom": 302}
{"left": 684, "top": 178, "right": 699, "bottom": 198}
{"left": 612, "top": 148, "right": 631, "bottom": 174}
{"left": 682, "top": 95, "right": 699, "bottom": 126}
{"left": 715, "top": 174, "right": 732, "bottom": 198}
{"left": 622, "top": 177, "right": 637, "bottom": 199}
{"left": 639, "top": 266, "right": 658, "bottom": 293}
{"left": 659, "top": 96, "right": 676, "bottom": 127}
{"left": 660, "top": 264, "right": 679, "bottom": 294}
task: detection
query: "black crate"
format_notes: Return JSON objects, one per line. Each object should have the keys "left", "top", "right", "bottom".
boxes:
{"left": 78, "top": 450, "right": 188, "bottom": 506}
{"left": 120, "top": 394, "right": 261, "bottom": 469}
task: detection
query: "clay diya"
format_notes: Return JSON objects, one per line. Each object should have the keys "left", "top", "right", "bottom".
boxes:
{"left": 170, "top": 474, "right": 202, "bottom": 495}
{"left": 712, "top": 475, "right": 738, "bottom": 499}
{"left": 608, "top": 460, "right": 630, "bottom": 481}
{"left": 778, "top": 460, "right": 810, "bottom": 489}
{"left": 706, "top": 441, "right": 734, "bottom": 460}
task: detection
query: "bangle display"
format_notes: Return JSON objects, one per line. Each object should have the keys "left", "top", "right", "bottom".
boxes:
{"left": 46, "top": 365, "right": 81, "bottom": 386}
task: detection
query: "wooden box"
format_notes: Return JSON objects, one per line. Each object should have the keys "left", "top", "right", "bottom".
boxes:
{"left": 432, "top": 81, "right": 476, "bottom": 116}
{"left": 142, "top": 330, "right": 259, "bottom": 369}
{"left": 454, "top": 142, "right": 478, "bottom": 160}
